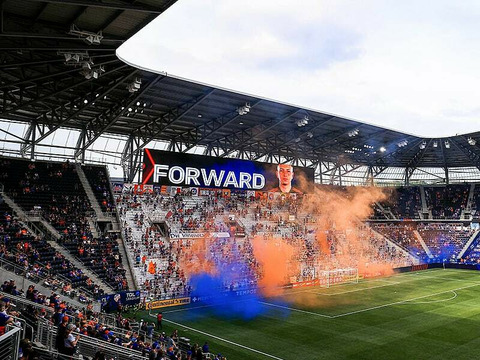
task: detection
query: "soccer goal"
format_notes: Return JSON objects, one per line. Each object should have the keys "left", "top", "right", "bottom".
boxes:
{"left": 317, "top": 268, "right": 359, "bottom": 288}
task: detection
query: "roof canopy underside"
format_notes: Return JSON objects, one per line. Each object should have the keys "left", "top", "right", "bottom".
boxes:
{"left": 0, "top": 0, "right": 479, "bottom": 171}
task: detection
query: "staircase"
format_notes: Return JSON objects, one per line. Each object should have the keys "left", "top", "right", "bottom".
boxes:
{"left": 375, "top": 202, "right": 397, "bottom": 220}
{"left": 75, "top": 163, "right": 110, "bottom": 221}
{"left": 419, "top": 185, "right": 429, "bottom": 218}
{"left": 413, "top": 230, "right": 433, "bottom": 258}
{"left": 35, "top": 222, "right": 112, "bottom": 294}
{"left": 457, "top": 229, "right": 480, "bottom": 260}
{"left": 87, "top": 216, "right": 100, "bottom": 238}
{"left": 76, "top": 163, "right": 136, "bottom": 289}
{"left": 466, "top": 183, "right": 476, "bottom": 211}
{"left": 370, "top": 227, "right": 419, "bottom": 264}
{"left": 114, "top": 226, "right": 137, "bottom": 290}
{"left": 3, "top": 191, "right": 112, "bottom": 293}
{"left": 0, "top": 192, "right": 43, "bottom": 236}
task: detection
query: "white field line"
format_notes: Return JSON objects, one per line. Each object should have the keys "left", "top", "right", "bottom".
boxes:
{"left": 283, "top": 278, "right": 395, "bottom": 295}
{"left": 149, "top": 313, "right": 286, "bottom": 360}
{"left": 403, "top": 291, "right": 458, "bottom": 305}
{"left": 259, "top": 301, "right": 333, "bottom": 318}
{"left": 416, "top": 275, "right": 477, "bottom": 282}
{"left": 308, "top": 281, "right": 401, "bottom": 296}
{"left": 331, "top": 282, "right": 480, "bottom": 318}
{"left": 163, "top": 303, "right": 220, "bottom": 314}
{"left": 293, "top": 270, "right": 477, "bottom": 297}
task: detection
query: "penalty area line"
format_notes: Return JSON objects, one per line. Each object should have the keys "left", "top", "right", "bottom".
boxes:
{"left": 160, "top": 317, "right": 286, "bottom": 360}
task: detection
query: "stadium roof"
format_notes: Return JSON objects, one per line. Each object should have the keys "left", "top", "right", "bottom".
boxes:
{"left": 1, "top": 0, "right": 480, "bottom": 177}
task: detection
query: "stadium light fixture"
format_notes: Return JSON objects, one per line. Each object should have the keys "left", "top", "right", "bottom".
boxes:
{"left": 379, "top": 146, "right": 386, "bottom": 152}
{"left": 69, "top": 24, "right": 103, "bottom": 45}
{"left": 468, "top": 137, "right": 476, "bottom": 146}
{"left": 127, "top": 78, "right": 142, "bottom": 93}
{"left": 397, "top": 140, "right": 408, "bottom": 148}
{"left": 59, "top": 51, "right": 89, "bottom": 65}
{"left": 296, "top": 116, "right": 310, "bottom": 127}
{"left": 433, "top": 141, "right": 438, "bottom": 148}
{"left": 306, "top": 132, "right": 313, "bottom": 139}
{"left": 237, "top": 103, "right": 251, "bottom": 116}
{"left": 419, "top": 141, "right": 426, "bottom": 149}
{"left": 444, "top": 140, "right": 450, "bottom": 149}
{"left": 348, "top": 129, "right": 359, "bottom": 137}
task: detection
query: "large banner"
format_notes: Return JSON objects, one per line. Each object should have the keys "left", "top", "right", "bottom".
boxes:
{"left": 142, "top": 149, "right": 315, "bottom": 193}
{"left": 99, "top": 290, "right": 141, "bottom": 313}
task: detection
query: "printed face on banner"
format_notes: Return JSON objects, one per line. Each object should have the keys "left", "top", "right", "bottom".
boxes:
{"left": 142, "top": 149, "right": 314, "bottom": 193}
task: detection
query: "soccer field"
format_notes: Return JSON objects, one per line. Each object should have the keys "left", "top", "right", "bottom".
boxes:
{"left": 140, "top": 269, "right": 480, "bottom": 360}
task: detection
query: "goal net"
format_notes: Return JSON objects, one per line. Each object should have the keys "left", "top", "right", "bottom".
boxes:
{"left": 316, "top": 268, "right": 359, "bottom": 288}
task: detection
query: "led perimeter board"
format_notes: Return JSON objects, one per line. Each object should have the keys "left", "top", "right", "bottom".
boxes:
{"left": 142, "top": 149, "right": 315, "bottom": 193}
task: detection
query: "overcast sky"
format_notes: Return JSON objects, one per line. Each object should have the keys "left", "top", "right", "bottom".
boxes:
{"left": 117, "top": 0, "right": 480, "bottom": 138}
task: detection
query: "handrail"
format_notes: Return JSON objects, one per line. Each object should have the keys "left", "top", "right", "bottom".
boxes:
{"left": 1, "top": 246, "right": 94, "bottom": 300}
{"left": 0, "top": 326, "right": 21, "bottom": 360}
{"left": 37, "top": 319, "right": 148, "bottom": 360}
{"left": 0, "top": 290, "right": 55, "bottom": 314}
{"left": 0, "top": 256, "right": 43, "bottom": 284}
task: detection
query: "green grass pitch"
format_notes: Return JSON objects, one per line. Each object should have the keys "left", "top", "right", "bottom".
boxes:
{"left": 137, "top": 268, "right": 480, "bottom": 360}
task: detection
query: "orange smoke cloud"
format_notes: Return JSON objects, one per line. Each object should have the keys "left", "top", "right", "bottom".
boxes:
{"left": 251, "top": 235, "right": 298, "bottom": 297}
{"left": 177, "top": 234, "right": 217, "bottom": 277}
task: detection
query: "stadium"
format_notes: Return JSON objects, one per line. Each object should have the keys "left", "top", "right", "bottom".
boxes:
{"left": 0, "top": 1, "right": 480, "bottom": 360}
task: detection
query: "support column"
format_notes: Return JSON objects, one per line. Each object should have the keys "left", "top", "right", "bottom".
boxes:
{"left": 121, "top": 134, "right": 142, "bottom": 183}
{"left": 75, "top": 128, "right": 87, "bottom": 164}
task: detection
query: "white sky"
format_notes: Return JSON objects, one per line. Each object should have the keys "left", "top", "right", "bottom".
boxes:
{"left": 117, "top": 0, "right": 480, "bottom": 138}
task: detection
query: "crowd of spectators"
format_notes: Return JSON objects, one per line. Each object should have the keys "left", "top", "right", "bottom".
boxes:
{"left": 0, "top": 278, "right": 226, "bottom": 360}
{"left": 369, "top": 223, "right": 428, "bottom": 259}
{"left": 0, "top": 203, "right": 97, "bottom": 300}
{"left": 116, "top": 187, "right": 414, "bottom": 299}
{"left": 418, "top": 223, "right": 475, "bottom": 260}
{"left": 424, "top": 185, "right": 469, "bottom": 219}
{"left": 381, "top": 187, "right": 422, "bottom": 219}
{"left": 0, "top": 158, "right": 128, "bottom": 291}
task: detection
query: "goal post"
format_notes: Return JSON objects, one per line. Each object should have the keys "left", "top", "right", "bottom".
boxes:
{"left": 317, "top": 268, "right": 359, "bottom": 288}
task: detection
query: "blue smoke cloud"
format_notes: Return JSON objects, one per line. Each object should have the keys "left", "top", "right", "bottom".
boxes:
{"left": 189, "top": 272, "right": 263, "bottom": 320}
